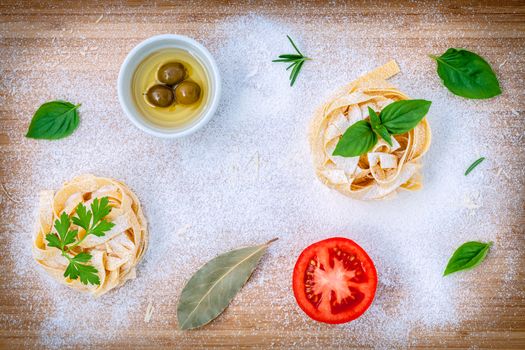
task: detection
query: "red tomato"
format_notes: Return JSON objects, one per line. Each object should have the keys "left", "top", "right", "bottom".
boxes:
{"left": 292, "top": 237, "right": 377, "bottom": 324}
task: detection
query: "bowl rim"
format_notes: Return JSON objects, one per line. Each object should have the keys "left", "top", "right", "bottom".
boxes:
{"left": 117, "top": 34, "right": 221, "bottom": 138}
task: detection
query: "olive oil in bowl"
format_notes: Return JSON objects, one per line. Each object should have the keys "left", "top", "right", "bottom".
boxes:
{"left": 131, "top": 48, "right": 209, "bottom": 130}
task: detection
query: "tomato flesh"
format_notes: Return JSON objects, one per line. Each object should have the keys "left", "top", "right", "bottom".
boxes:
{"left": 292, "top": 237, "right": 377, "bottom": 324}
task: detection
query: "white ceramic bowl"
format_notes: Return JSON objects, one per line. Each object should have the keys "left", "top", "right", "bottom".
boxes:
{"left": 117, "top": 34, "right": 221, "bottom": 138}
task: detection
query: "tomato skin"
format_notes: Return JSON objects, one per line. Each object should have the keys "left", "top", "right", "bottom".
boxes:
{"left": 292, "top": 237, "right": 377, "bottom": 324}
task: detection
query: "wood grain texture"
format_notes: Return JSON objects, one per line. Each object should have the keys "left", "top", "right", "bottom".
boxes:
{"left": 0, "top": 0, "right": 524, "bottom": 349}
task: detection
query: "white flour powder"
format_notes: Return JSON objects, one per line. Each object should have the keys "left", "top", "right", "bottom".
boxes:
{"left": 0, "top": 9, "right": 523, "bottom": 350}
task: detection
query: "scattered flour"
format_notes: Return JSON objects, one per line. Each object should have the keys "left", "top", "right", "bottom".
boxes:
{"left": 0, "top": 7, "right": 523, "bottom": 350}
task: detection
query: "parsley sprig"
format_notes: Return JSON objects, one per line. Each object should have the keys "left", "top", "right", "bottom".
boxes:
{"left": 272, "top": 35, "right": 311, "bottom": 86}
{"left": 45, "top": 197, "right": 115, "bottom": 285}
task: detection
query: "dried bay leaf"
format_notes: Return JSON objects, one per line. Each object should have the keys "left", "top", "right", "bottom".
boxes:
{"left": 177, "top": 238, "right": 277, "bottom": 330}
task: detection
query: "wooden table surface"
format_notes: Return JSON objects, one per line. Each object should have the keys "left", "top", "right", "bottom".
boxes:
{"left": 0, "top": 1, "right": 524, "bottom": 349}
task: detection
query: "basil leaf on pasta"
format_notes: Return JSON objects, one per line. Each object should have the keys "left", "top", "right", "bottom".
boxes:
{"left": 368, "top": 107, "right": 392, "bottom": 146}
{"left": 380, "top": 100, "right": 431, "bottom": 135}
{"left": 333, "top": 120, "right": 377, "bottom": 157}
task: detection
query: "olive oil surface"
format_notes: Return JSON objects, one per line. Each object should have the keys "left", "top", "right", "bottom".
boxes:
{"left": 132, "top": 48, "right": 209, "bottom": 129}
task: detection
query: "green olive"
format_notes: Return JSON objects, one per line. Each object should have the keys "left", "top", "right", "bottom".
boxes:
{"left": 145, "top": 84, "right": 174, "bottom": 107}
{"left": 174, "top": 81, "right": 201, "bottom": 105}
{"left": 157, "top": 62, "right": 185, "bottom": 85}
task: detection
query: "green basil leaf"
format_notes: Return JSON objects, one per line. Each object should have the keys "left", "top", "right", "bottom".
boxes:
{"left": 368, "top": 107, "right": 392, "bottom": 146}
{"left": 430, "top": 48, "right": 501, "bottom": 99}
{"left": 374, "top": 125, "right": 393, "bottom": 146}
{"left": 368, "top": 107, "right": 381, "bottom": 129}
{"left": 443, "top": 241, "right": 492, "bottom": 276}
{"left": 333, "top": 120, "right": 377, "bottom": 157}
{"left": 381, "top": 99, "right": 431, "bottom": 135}
{"left": 26, "top": 100, "right": 81, "bottom": 140}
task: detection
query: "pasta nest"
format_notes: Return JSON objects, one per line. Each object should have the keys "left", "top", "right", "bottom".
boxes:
{"left": 309, "top": 61, "right": 432, "bottom": 200}
{"left": 32, "top": 174, "right": 148, "bottom": 296}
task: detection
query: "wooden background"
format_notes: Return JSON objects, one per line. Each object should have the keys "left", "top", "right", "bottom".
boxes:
{"left": 0, "top": 1, "right": 524, "bottom": 349}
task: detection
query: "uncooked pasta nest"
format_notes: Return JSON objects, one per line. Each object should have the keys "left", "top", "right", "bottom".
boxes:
{"left": 32, "top": 174, "right": 148, "bottom": 296}
{"left": 309, "top": 60, "right": 432, "bottom": 200}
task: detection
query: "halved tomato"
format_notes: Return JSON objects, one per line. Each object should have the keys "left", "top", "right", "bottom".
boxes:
{"left": 292, "top": 237, "right": 377, "bottom": 324}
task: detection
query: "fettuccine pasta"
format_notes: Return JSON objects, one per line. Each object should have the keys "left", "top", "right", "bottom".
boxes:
{"left": 309, "top": 60, "right": 431, "bottom": 200}
{"left": 32, "top": 174, "right": 148, "bottom": 296}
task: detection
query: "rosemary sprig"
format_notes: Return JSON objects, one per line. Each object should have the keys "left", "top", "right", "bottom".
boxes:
{"left": 272, "top": 35, "right": 311, "bottom": 86}
{"left": 465, "top": 157, "right": 485, "bottom": 176}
